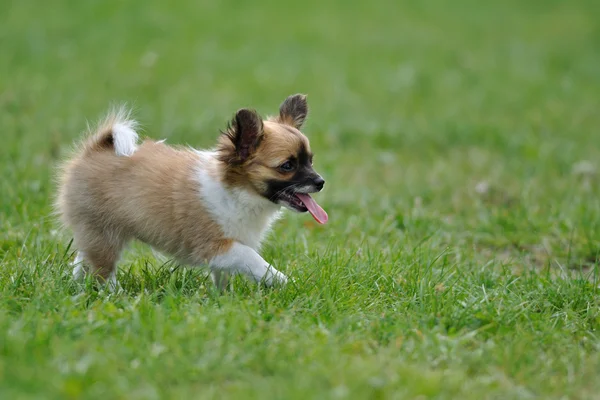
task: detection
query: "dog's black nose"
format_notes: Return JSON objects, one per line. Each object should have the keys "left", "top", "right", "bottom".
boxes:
{"left": 313, "top": 176, "right": 325, "bottom": 191}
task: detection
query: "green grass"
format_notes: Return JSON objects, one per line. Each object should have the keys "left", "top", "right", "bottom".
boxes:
{"left": 2, "top": 0, "right": 600, "bottom": 398}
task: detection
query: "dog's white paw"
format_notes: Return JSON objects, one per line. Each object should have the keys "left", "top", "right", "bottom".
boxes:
{"left": 262, "top": 269, "right": 288, "bottom": 287}
{"left": 72, "top": 252, "right": 87, "bottom": 281}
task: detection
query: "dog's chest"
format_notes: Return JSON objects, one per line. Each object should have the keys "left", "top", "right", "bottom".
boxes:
{"left": 217, "top": 205, "right": 279, "bottom": 249}
{"left": 196, "top": 166, "right": 280, "bottom": 250}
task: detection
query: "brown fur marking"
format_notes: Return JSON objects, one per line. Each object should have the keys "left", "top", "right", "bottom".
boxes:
{"left": 218, "top": 120, "right": 311, "bottom": 194}
{"left": 57, "top": 139, "right": 232, "bottom": 278}
{"left": 57, "top": 95, "right": 315, "bottom": 285}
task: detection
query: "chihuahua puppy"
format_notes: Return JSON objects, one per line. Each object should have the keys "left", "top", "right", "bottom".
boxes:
{"left": 56, "top": 94, "right": 327, "bottom": 290}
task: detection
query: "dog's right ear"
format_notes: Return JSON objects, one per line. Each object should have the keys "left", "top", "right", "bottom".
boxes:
{"left": 224, "top": 108, "right": 264, "bottom": 162}
{"left": 278, "top": 94, "right": 308, "bottom": 129}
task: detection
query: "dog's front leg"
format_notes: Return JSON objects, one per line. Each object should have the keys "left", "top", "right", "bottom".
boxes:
{"left": 209, "top": 242, "right": 288, "bottom": 286}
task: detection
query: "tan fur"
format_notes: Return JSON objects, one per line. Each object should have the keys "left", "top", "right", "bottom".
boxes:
{"left": 80, "top": 110, "right": 129, "bottom": 155}
{"left": 57, "top": 94, "right": 317, "bottom": 286}
{"left": 218, "top": 121, "right": 311, "bottom": 192}
{"left": 57, "top": 139, "right": 232, "bottom": 280}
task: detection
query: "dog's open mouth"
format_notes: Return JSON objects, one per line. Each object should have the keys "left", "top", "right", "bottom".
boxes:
{"left": 278, "top": 192, "right": 328, "bottom": 224}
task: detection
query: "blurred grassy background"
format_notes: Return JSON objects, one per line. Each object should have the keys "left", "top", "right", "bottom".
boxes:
{"left": 1, "top": 0, "right": 600, "bottom": 398}
{"left": 2, "top": 0, "right": 600, "bottom": 254}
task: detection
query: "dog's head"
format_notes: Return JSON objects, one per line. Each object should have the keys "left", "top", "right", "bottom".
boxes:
{"left": 217, "top": 94, "right": 327, "bottom": 223}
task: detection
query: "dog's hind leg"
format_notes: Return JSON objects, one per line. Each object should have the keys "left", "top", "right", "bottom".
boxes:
{"left": 211, "top": 270, "right": 231, "bottom": 291}
{"left": 72, "top": 251, "right": 87, "bottom": 281}
{"left": 73, "top": 226, "right": 127, "bottom": 291}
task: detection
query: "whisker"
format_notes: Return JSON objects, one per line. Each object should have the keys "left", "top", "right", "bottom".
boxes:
{"left": 269, "top": 182, "right": 303, "bottom": 202}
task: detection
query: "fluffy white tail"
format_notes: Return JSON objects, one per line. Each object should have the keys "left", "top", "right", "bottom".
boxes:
{"left": 84, "top": 106, "right": 139, "bottom": 156}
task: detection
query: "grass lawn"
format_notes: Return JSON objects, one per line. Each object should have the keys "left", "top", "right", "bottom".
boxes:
{"left": 1, "top": 0, "right": 600, "bottom": 398}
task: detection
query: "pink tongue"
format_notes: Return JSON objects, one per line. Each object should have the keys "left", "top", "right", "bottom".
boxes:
{"left": 295, "top": 193, "right": 328, "bottom": 224}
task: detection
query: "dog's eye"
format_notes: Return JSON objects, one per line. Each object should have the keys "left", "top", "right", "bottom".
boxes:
{"left": 279, "top": 161, "right": 295, "bottom": 172}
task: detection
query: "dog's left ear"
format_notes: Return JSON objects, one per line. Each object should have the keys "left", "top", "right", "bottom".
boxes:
{"left": 278, "top": 94, "right": 308, "bottom": 129}
{"left": 230, "top": 108, "right": 264, "bottom": 161}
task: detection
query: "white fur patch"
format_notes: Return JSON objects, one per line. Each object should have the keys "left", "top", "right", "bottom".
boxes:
{"left": 72, "top": 251, "right": 86, "bottom": 280}
{"left": 209, "top": 242, "right": 287, "bottom": 285}
{"left": 110, "top": 107, "right": 139, "bottom": 156}
{"left": 194, "top": 155, "right": 281, "bottom": 250}
{"left": 113, "top": 122, "right": 138, "bottom": 156}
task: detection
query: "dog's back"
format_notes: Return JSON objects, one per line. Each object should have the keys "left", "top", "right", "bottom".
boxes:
{"left": 56, "top": 109, "right": 227, "bottom": 281}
